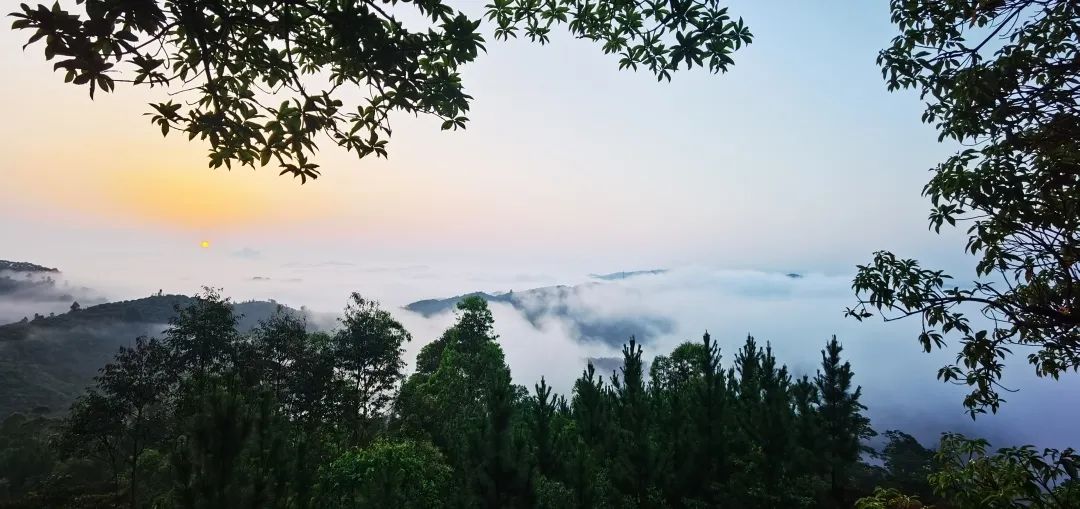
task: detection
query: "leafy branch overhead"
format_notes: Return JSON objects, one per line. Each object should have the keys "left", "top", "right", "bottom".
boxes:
{"left": 848, "top": 0, "right": 1079, "bottom": 416}
{"left": 9, "top": 0, "right": 752, "bottom": 182}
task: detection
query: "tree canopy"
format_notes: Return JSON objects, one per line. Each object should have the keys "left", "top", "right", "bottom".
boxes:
{"left": 1, "top": 289, "right": 1077, "bottom": 507}
{"left": 0, "top": 290, "right": 894, "bottom": 508}
{"left": 10, "top": 0, "right": 752, "bottom": 181}
{"left": 847, "top": 0, "right": 1080, "bottom": 416}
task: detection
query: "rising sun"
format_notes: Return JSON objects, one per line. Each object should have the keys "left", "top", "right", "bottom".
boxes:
{"left": 200, "top": 240, "right": 210, "bottom": 249}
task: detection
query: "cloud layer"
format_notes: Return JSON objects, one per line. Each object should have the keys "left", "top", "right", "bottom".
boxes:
{"left": 393, "top": 267, "right": 1079, "bottom": 450}
{"left": 3, "top": 260, "right": 1074, "bottom": 450}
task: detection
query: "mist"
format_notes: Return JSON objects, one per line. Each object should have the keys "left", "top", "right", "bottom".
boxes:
{"left": 5, "top": 252, "right": 1071, "bottom": 451}
{"left": 388, "top": 267, "right": 1079, "bottom": 450}
{"left": 0, "top": 269, "right": 103, "bottom": 323}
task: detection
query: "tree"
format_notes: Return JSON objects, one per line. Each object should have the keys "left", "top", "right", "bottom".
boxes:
{"left": 473, "top": 360, "right": 531, "bottom": 508}
{"left": 70, "top": 301, "right": 81, "bottom": 312}
{"left": 929, "top": 433, "right": 1080, "bottom": 509}
{"left": 165, "top": 288, "right": 239, "bottom": 382}
{"left": 249, "top": 310, "right": 310, "bottom": 407}
{"left": 649, "top": 341, "right": 707, "bottom": 394}
{"left": 331, "top": 293, "right": 410, "bottom": 446}
{"left": 609, "top": 338, "right": 655, "bottom": 506}
{"left": 814, "top": 336, "right": 874, "bottom": 507}
{"left": 0, "top": 414, "right": 58, "bottom": 500}
{"left": 878, "top": 430, "right": 937, "bottom": 503}
{"left": 847, "top": 0, "right": 1080, "bottom": 416}
{"left": 529, "top": 377, "right": 558, "bottom": 479}
{"left": 95, "top": 336, "right": 174, "bottom": 509}
{"left": 790, "top": 375, "right": 823, "bottom": 492}
{"left": 58, "top": 391, "right": 126, "bottom": 493}
{"left": 395, "top": 296, "right": 529, "bottom": 507}
{"left": 855, "top": 487, "right": 929, "bottom": 509}
{"left": 171, "top": 381, "right": 292, "bottom": 509}
{"left": 728, "top": 336, "right": 820, "bottom": 508}
{"left": 528, "top": 377, "right": 576, "bottom": 507}
{"left": 691, "top": 331, "right": 733, "bottom": 505}
{"left": 318, "top": 439, "right": 452, "bottom": 509}
{"left": 10, "top": 0, "right": 753, "bottom": 181}
{"left": 251, "top": 313, "right": 335, "bottom": 437}
{"left": 649, "top": 339, "right": 711, "bottom": 504}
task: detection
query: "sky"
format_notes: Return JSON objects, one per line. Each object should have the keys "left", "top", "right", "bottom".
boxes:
{"left": 2, "top": 2, "right": 1074, "bottom": 447}
{"left": 0, "top": 1, "right": 964, "bottom": 277}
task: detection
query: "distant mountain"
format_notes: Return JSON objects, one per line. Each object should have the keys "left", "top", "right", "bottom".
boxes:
{"left": 405, "top": 283, "right": 674, "bottom": 347}
{"left": 0, "top": 274, "right": 74, "bottom": 301}
{"left": 405, "top": 289, "right": 524, "bottom": 317}
{"left": 0, "top": 260, "right": 59, "bottom": 273}
{"left": 589, "top": 269, "right": 667, "bottom": 281}
{"left": 0, "top": 260, "right": 99, "bottom": 324}
{"left": 0, "top": 294, "right": 303, "bottom": 417}
{"left": 0, "top": 259, "right": 74, "bottom": 301}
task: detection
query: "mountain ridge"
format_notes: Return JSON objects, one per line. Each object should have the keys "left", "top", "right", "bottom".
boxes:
{"left": 0, "top": 260, "right": 60, "bottom": 273}
{"left": 0, "top": 293, "right": 304, "bottom": 417}
{"left": 404, "top": 282, "right": 674, "bottom": 347}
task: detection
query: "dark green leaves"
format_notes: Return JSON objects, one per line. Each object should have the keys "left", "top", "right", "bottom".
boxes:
{"left": 487, "top": 0, "right": 752, "bottom": 82}
{"left": 853, "top": 0, "right": 1080, "bottom": 416}
{"left": 11, "top": 0, "right": 749, "bottom": 181}
{"left": 930, "top": 433, "right": 1080, "bottom": 509}
{"left": 320, "top": 439, "right": 453, "bottom": 509}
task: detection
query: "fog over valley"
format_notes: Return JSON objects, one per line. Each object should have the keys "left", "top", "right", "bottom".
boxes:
{"left": 3, "top": 255, "right": 1074, "bottom": 450}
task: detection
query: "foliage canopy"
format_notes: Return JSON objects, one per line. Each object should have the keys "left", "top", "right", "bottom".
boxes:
{"left": 848, "top": 0, "right": 1080, "bottom": 416}
{"left": 10, "top": 0, "right": 752, "bottom": 181}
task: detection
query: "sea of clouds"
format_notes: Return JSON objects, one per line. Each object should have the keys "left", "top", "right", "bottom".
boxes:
{"left": 7, "top": 256, "right": 1076, "bottom": 451}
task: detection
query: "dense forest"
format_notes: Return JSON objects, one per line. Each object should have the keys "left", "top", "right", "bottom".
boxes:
{"left": 0, "top": 291, "right": 1075, "bottom": 508}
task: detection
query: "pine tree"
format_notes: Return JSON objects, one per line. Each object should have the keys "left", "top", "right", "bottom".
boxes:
{"left": 475, "top": 366, "right": 531, "bottom": 508}
{"left": 531, "top": 377, "right": 558, "bottom": 478}
{"left": 695, "top": 331, "right": 732, "bottom": 504}
{"left": 815, "top": 336, "right": 875, "bottom": 507}
{"left": 568, "top": 362, "right": 611, "bottom": 508}
{"left": 171, "top": 383, "right": 292, "bottom": 509}
{"left": 610, "top": 338, "right": 655, "bottom": 506}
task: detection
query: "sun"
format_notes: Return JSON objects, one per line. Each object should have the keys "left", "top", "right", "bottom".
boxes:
{"left": 200, "top": 240, "right": 210, "bottom": 249}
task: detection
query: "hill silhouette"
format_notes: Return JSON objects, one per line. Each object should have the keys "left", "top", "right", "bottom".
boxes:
{"left": 405, "top": 283, "right": 674, "bottom": 346}
{"left": 0, "top": 294, "right": 303, "bottom": 417}
{"left": 0, "top": 260, "right": 59, "bottom": 273}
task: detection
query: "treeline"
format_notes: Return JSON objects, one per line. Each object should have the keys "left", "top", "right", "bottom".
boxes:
{"left": 0, "top": 291, "right": 1076, "bottom": 508}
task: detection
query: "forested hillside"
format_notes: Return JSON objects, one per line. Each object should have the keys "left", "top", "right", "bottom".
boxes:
{"left": 0, "top": 261, "right": 58, "bottom": 273}
{"left": 1, "top": 293, "right": 1074, "bottom": 508}
{"left": 406, "top": 282, "right": 675, "bottom": 346}
{"left": 0, "top": 295, "right": 304, "bottom": 417}
{"left": 0, "top": 259, "right": 73, "bottom": 301}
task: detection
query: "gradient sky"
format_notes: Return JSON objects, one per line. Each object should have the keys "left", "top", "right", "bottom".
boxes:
{"left": 1, "top": 1, "right": 967, "bottom": 281}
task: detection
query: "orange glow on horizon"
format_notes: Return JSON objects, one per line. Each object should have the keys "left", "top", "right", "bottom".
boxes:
{"left": 84, "top": 159, "right": 351, "bottom": 232}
